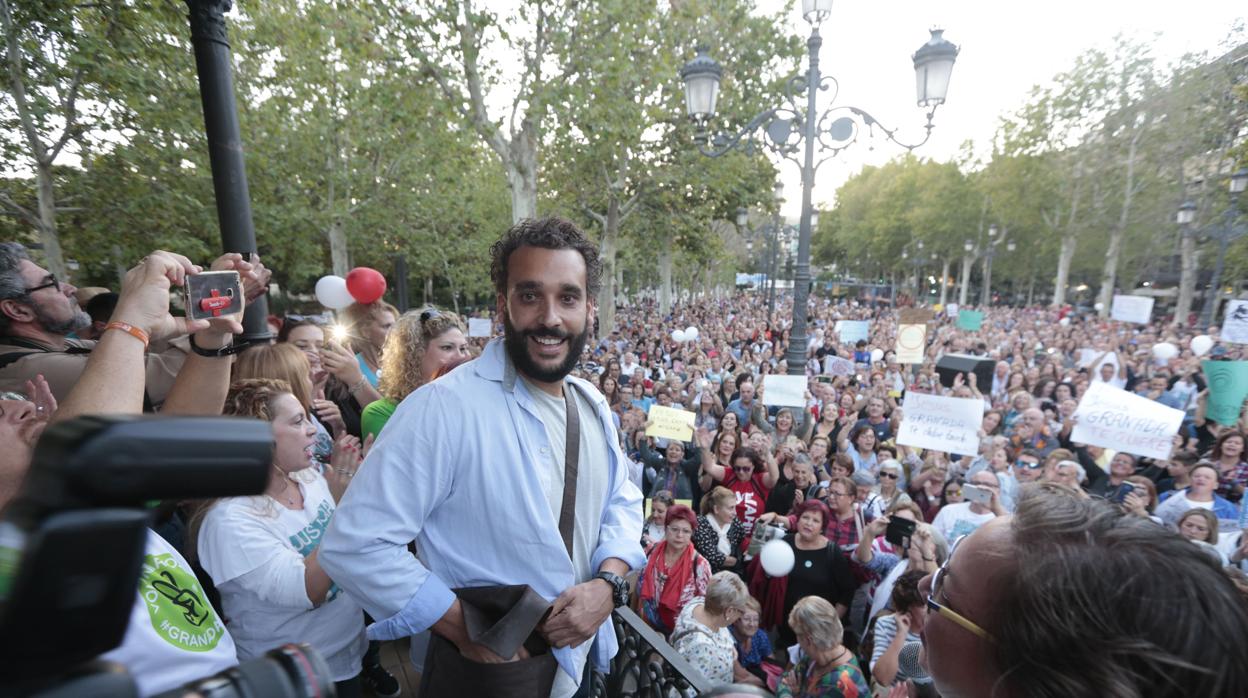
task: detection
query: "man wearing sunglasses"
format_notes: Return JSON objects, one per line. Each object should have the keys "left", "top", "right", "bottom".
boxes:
{"left": 919, "top": 487, "right": 1248, "bottom": 698}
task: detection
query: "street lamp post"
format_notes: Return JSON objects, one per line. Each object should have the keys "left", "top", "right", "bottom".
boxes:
{"left": 979, "top": 224, "right": 1012, "bottom": 307}
{"left": 681, "top": 2, "right": 957, "bottom": 375}
{"left": 1181, "top": 167, "right": 1247, "bottom": 327}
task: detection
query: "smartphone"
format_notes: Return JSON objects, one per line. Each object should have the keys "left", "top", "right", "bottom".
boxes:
{"left": 964, "top": 484, "right": 993, "bottom": 506}
{"left": 885, "top": 517, "right": 917, "bottom": 546}
{"left": 185, "top": 270, "right": 243, "bottom": 321}
{"left": 887, "top": 389, "right": 902, "bottom": 398}
{"left": 1109, "top": 481, "right": 1136, "bottom": 505}
{"left": 816, "top": 375, "right": 833, "bottom": 384}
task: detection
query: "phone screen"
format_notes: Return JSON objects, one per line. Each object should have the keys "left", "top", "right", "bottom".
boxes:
{"left": 185, "top": 271, "right": 243, "bottom": 321}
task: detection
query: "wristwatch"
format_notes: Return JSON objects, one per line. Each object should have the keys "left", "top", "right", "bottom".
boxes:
{"left": 595, "top": 571, "right": 630, "bottom": 608}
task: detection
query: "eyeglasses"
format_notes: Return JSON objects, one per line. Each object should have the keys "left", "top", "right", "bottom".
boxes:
{"left": 927, "top": 535, "right": 996, "bottom": 643}
{"left": 945, "top": 488, "right": 962, "bottom": 497}
{"left": 24, "top": 274, "right": 60, "bottom": 294}
{"left": 827, "top": 491, "right": 849, "bottom": 499}
{"left": 879, "top": 471, "right": 900, "bottom": 480}
{"left": 1016, "top": 460, "right": 1043, "bottom": 470}
{"left": 285, "top": 314, "right": 329, "bottom": 325}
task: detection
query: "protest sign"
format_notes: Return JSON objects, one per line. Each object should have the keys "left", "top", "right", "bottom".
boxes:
{"left": 1222, "top": 300, "right": 1248, "bottom": 344}
{"left": 946, "top": 303, "right": 959, "bottom": 317}
{"left": 1110, "top": 295, "right": 1154, "bottom": 324}
{"left": 824, "top": 356, "right": 855, "bottom": 376}
{"left": 1071, "top": 382, "right": 1183, "bottom": 460}
{"left": 895, "top": 324, "right": 927, "bottom": 364}
{"left": 898, "top": 308, "right": 934, "bottom": 325}
{"left": 762, "top": 375, "right": 807, "bottom": 408}
{"left": 838, "top": 320, "right": 869, "bottom": 343}
{"left": 896, "top": 393, "right": 983, "bottom": 455}
{"left": 645, "top": 405, "right": 696, "bottom": 442}
{"left": 1202, "top": 360, "right": 1248, "bottom": 426}
{"left": 956, "top": 310, "right": 983, "bottom": 331}
{"left": 467, "top": 318, "right": 493, "bottom": 338}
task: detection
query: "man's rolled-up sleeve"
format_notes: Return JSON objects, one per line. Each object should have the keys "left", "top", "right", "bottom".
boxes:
{"left": 320, "top": 385, "right": 458, "bottom": 631}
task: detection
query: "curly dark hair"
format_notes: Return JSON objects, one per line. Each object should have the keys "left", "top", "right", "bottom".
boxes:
{"left": 890, "top": 569, "right": 926, "bottom": 613}
{"left": 489, "top": 217, "right": 602, "bottom": 299}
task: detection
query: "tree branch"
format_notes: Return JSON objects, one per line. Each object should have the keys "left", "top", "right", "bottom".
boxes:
{"left": 0, "top": 190, "right": 42, "bottom": 228}
{"left": 48, "top": 64, "right": 86, "bottom": 162}
{"left": 1, "top": 0, "right": 48, "bottom": 162}
{"left": 457, "top": 0, "right": 510, "bottom": 161}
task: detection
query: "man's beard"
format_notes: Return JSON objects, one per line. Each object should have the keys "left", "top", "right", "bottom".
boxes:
{"left": 34, "top": 303, "right": 91, "bottom": 336}
{"left": 503, "top": 313, "right": 589, "bottom": 384}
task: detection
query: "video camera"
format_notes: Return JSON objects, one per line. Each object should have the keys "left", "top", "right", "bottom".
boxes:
{"left": 0, "top": 416, "right": 336, "bottom": 698}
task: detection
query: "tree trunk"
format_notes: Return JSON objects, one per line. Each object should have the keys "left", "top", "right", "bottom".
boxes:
{"left": 939, "top": 258, "right": 950, "bottom": 307}
{"left": 980, "top": 254, "right": 993, "bottom": 307}
{"left": 957, "top": 254, "right": 972, "bottom": 306}
{"left": 659, "top": 234, "right": 673, "bottom": 315}
{"left": 423, "top": 276, "right": 433, "bottom": 306}
{"left": 1026, "top": 270, "right": 1036, "bottom": 306}
{"left": 34, "top": 161, "right": 66, "bottom": 279}
{"left": 506, "top": 119, "right": 539, "bottom": 222}
{"left": 597, "top": 195, "right": 620, "bottom": 337}
{"left": 1052, "top": 171, "right": 1084, "bottom": 307}
{"left": 1096, "top": 133, "right": 1141, "bottom": 317}
{"left": 1175, "top": 232, "right": 1198, "bottom": 326}
{"left": 328, "top": 218, "right": 350, "bottom": 277}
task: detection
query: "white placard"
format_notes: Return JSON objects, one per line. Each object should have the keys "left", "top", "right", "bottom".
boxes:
{"left": 1222, "top": 299, "right": 1248, "bottom": 344}
{"left": 1110, "top": 295, "right": 1154, "bottom": 324}
{"left": 1071, "top": 382, "right": 1183, "bottom": 460}
{"left": 762, "top": 375, "right": 807, "bottom": 408}
{"left": 895, "top": 324, "right": 927, "bottom": 364}
{"left": 896, "top": 393, "right": 983, "bottom": 455}
{"left": 1077, "top": 348, "right": 1102, "bottom": 368}
{"left": 468, "top": 318, "right": 493, "bottom": 337}
{"left": 946, "top": 303, "right": 959, "bottom": 317}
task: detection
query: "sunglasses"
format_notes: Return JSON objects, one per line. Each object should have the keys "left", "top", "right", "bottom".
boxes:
{"left": 420, "top": 308, "right": 441, "bottom": 323}
{"left": 1016, "top": 460, "right": 1043, "bottom": 470}
{"left": 285, "top": 314, "right": 330, "bottom": 325}
{"left": 879, "top": 471, "right": 900, "bottom": 480}
{"left": 945, "top": 488, "right": 963, "bottom": 496}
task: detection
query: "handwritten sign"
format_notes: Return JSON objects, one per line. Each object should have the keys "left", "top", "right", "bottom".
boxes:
{"left": 956, "top": 310, "right": 983, "bottom": 331}
{"left": 1071, "top": 382, "right": 1182, "bottom": 460}
{"left": 1223, "top": 300, "right": 1248, "bottom": 344}
{"left": 895, "top": 324, "right": 927, "bottom": 364}
{"left": 896, "top": 393, "right": 983, "bottom": 455}
{"left": 898, "top": 308, "right": 934, "bottom": 325}
{"left": 467, "top": 317, "right": 493, "bottom": 338}
{"left": 945, "top": 303, "right": 959, "bottom": 317}
{"left": 824, "top": 355, "right": 855, "bottom": 376}
{"left": 838, "top": 320, "right": 870, "bottom": 343}
{"left": 1110, "top": 295, "right": 1154, "bottom": 324}
{"left": 645, "top": 405, "right": 696, "bottom": 442}
{"left": 762, "top": 374, "right": 807, "bottom": 408}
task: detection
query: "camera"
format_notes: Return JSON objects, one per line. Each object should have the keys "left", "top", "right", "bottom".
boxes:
{"left": 0, "top": 415, "right": 337, "bottom": 698}
{"left": 746, "top": 522, "right": 787, "bottom": 557}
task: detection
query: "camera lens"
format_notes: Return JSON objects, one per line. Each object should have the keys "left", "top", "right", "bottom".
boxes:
{"left": 161, "top": 643, "right": 334, "bottom": 698}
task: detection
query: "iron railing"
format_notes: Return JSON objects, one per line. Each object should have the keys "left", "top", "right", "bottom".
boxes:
{"left": 590, "top": 607, "right": 713, "bottom": 698}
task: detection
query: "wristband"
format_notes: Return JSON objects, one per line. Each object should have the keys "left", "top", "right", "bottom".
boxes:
{"left": 189, "top": 333, "right": 246, "bottom": 357}
{"left": 348, "top": 377, "right": 368, "bottom": 395}
{"left": 104, "top": 321, "right": 150, "bottom": 349}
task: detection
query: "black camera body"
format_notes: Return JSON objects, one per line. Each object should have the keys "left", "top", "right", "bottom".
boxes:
{"left": 0, "top": 415, "right": 332, "bottom": 697}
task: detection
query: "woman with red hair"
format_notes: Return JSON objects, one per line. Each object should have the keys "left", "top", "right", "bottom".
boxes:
{"left": 638, "top": 504, "right": 712, "bottom": 636}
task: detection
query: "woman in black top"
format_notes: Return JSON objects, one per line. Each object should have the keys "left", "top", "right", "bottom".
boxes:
{"left": 778, "top": 499, "right": 858, "bottom": 649}
{"left": 693, "top": 486, "right": 747, "bottom": 575}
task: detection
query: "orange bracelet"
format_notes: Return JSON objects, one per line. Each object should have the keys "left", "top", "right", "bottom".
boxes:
{"left": 104, "top": 321, "right": 150, "bottom": 349}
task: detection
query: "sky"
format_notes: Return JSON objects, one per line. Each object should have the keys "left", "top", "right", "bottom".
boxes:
{"left": 748, "top": 0, "right": 1246, "bottom": 218}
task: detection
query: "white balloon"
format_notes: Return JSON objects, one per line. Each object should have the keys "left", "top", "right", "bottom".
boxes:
{"left": 870, "top": 349, "right": 884, "bottom": 362}
{"left": 1059, "top": 317, "right": 1071, "bottom": 326}
{"left": 1094, "top": 302, "right": 1105, "bottom": 312}
{"left": 1152, "top": 342, "right": 1179, "bottom": 361}
{"left": 759, "top": 539, "right": 794, "bottom": 577}
{"left": 1190, "top": 335, "right": 1214, "bottom": 357}
{"left": 315, "top": 275, "right": 354, "bottom": 309}
{"left": 672, "top": 329, "right": 687, "bottom": 343}
{"left": 685, "top": 326, "right": 699, "bottom": 341}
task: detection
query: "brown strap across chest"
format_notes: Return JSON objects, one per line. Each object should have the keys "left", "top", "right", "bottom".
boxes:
{"left": 558, "top": 385, "right": 580, "bottom": 560}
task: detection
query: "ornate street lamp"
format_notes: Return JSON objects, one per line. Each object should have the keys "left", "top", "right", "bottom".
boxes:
{"left": 1183, "top": 168, "right": 1247, "bottom": 325}
{"left": 681, "top": 8, "right": 957, "bottom": 375}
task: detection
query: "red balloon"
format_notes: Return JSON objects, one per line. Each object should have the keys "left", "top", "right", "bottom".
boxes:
{"left": 345, "top": 267, "right": 387, "bottom": 305}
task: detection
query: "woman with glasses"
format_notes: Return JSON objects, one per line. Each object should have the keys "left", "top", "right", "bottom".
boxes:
{"left": 731, "top": 597, "right": 779, "bottom": 685}
{"left": 277, "top": 317, "right": 381, "bottom": 440}
{"left": 693, "top": 486, "right": 747, "bottom": 574}
{"left": 855, "top": 502, "right": 943, "bottom": 624}
{"left": 863, "top": 459, "right": 912, "bottom": 522}
{"left": 359, "top": 308, "right": 469, "bottom": 441}
{"left": 638, "top": 504, "right": 712, "bottom": 636}
{"left": 776, "top": 596, "right": 870, "bottom": 698}
{"left": 695, "top": 430, "right": 779, "bottom": 538}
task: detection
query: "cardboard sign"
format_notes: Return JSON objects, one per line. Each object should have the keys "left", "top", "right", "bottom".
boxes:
{"left": 1202, "top": 360, "right": 1248, "bottom": 426}
{"left": 762, "top": 374, "right": 807, "bottom": 408}
{"left": 895, "top": 324, "right": 927, "bottom": 364}
{"left": 1110, "top": 295, "right": 1154, "bottom": 324}
{"left": 467, "top": 317, "right": 493, "bottom": 338}
{"left": 645, "top": 405, "right": 696, "bottom": 442}
{"left": 1071, "top": 382, "right": 1183, "bottom": 460}
{"left": 898, "top": 308, "right": 934, "bottom": 325}
{"left": 1222, "top": 300, "right": 1248, "bottom": 344}
{"left": 838, "top": 320, "right": 870, "bottom": 344}
{"left": 824, "top": 356, "right": 855, "bottom": 376}
{"left": 956, "top": 309, "right": 984, "bottom": 331}
{"left": 896, "top": 393, "right": 984, "bottom": 455}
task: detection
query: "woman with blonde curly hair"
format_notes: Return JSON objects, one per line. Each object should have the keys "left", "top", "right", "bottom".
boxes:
{"left": 360, "top": 307, "right": 470, "bottom": 440}
{"left": 194, "top": 378, "right": 367, "bottom": 695}
{"left": 338, "top": 300, "right": 399, "bottom": 389}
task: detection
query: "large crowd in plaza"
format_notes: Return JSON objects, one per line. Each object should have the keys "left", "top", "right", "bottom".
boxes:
{"left": 1, "top": 216, "right": 1246, "bottom": 698}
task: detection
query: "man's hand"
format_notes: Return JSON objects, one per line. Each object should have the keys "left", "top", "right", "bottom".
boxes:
{"left": 540, "top": 579, "right": 613, "bottom": 649}
{"left": 113, "top": 250, "right": 203, "bottom": 340}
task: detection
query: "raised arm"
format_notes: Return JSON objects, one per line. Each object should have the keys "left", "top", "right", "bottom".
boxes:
{"left": 762, "top": 448, "right": 781, "bottom": 489}
{"left": 695, "top": 427, "right": 727, "bottom": 482}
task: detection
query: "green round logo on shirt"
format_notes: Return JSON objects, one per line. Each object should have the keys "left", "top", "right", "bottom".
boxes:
{"left": 139, "top": 552, "right": 225, "bottom": 652}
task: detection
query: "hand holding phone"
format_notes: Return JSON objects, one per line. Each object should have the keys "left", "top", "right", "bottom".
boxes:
{"left": 185, "top": 271, "right": 243, "bottom": 321}
{"left": 964, "top": 484, "right": 993, "bottom": 506}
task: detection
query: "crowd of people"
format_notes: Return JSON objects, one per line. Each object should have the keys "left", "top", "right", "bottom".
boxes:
{"left": 1, "top": 218, "right": 1247, "bottom": 698}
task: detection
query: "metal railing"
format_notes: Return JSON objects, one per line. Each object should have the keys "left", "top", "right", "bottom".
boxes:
{"left": 590, "top": 607, "right": 713, "bottom": 698}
